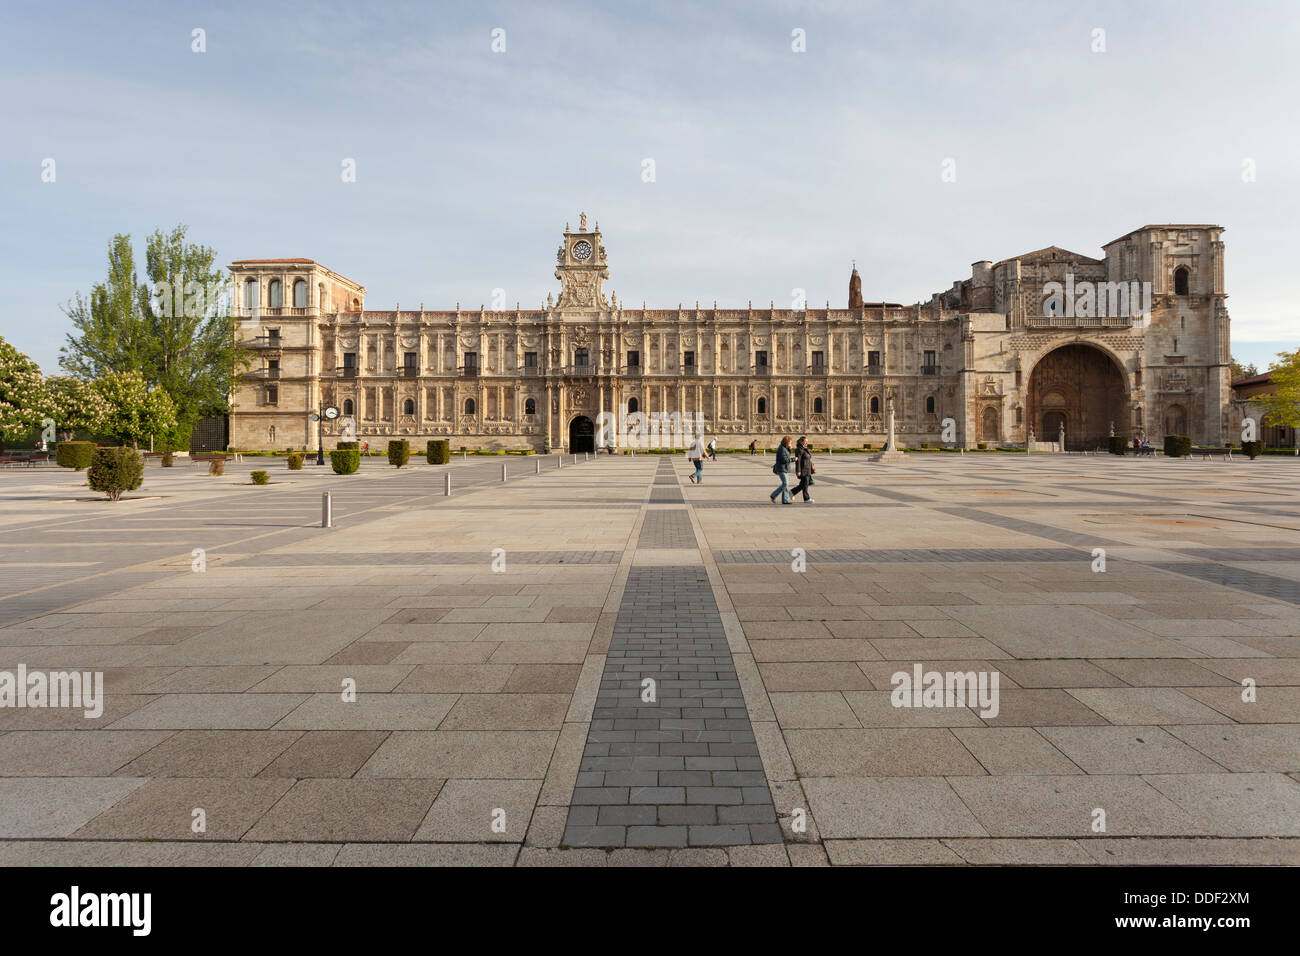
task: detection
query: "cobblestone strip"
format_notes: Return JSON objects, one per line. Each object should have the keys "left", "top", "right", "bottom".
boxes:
{"left": 637, "top": 510, "right": 696, "bottom": 549}
{"left": 562, "top": 565, "right": 781, "bottom": 848}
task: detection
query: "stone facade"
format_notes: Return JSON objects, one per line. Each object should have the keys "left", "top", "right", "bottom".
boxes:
{"left": 228, "top": 219, "right": 1231, "bottom": 452}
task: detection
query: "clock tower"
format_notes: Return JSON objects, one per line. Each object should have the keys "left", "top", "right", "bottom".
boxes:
{"left": 554, "top": 212, "right": 608, "bottom": 310}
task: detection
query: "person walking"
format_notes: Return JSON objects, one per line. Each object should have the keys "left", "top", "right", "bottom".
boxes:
{"left": 707, "top": 436, "right": 718, "bottom": 460}
{"left": 748, "top": 440, "right": 757, "bottom": 455}
{"left": 791, "top": 436, "right": 815, "bottom": 503}
{"left": 687, "top": 435, "right": 706, "bottom": 484}
{"left": 769, "top": 436, "right": 794, "bottom": 504}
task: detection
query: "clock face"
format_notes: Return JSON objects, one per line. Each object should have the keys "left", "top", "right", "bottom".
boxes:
{"left": 324, "top": 405, "right": 340, "bottom": 420}
{"left": 572, "top": 240, "right": 592, "bottom": 261}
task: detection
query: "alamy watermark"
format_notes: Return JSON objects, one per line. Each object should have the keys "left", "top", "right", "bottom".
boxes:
{"left": 1041, "top": 274, "right": 1152, "bottom": 319}
{"left": 0, "top": 665, "right": 104, "bottom": 718}
{"left": 891, "top": 664, "right": 1000, "bottom": 718}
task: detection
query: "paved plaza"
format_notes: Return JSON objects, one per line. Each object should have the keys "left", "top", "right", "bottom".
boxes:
{"left": 0, "top": 451, "right": 1297, "bottom": 866}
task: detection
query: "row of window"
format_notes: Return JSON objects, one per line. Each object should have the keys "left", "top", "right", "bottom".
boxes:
{"left": 245, "top": 278, "right": 309, "bottom": 309}
{"left": 337, "top": 348, "right": 938, "bottom": 372}
{"left": 272, "top": 394, "right": 936, "bottom": 416}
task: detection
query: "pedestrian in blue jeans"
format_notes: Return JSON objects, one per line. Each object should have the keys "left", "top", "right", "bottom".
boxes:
{"left": 770, "top": 435, "right": 793, "bottom": 504}
{"left": 688, "top": 436, "right": 706, "bottom": 483}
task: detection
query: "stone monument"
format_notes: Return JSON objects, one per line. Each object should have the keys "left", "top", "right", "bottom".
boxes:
{"left": 870, "top": 397, "right": 906, "bottom": 462}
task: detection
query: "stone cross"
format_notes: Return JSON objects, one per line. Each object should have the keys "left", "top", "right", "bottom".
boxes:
{"left": 885, "top": 396, "right": 896, "bottom": 451}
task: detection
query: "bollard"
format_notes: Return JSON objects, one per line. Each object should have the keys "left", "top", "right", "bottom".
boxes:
{"left": 558, "top": 457, "right": 562, "bottom": 469}
{"left": 502, "top": 463, "right": 507, "bottom": 482}
{"left": 536, "top": 459, "right": 540, "bottom": 475}
{"left": 321, "top": 492, "right": 333, "bottom": 528}
{"left": 445, "top": 472, "right": 451, "bottom": 496}
{"left": 574, "top": 455, "right": 578, "bottom": 466}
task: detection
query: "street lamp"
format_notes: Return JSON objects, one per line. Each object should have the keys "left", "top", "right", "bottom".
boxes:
{"left": 314, "top": 404, "right": 340, "bottom": 465}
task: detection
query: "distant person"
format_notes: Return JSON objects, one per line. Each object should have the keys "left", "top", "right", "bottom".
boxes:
{"left": 792, "top": 436, "right": 815, "bottom": 503}
{"left": 707, "top": 436, "right": 718, "bottom": 460}
{"left": 770, "top": 436, "right": 794, "bottom": 504}
{"left": 687, "top": 436, "right": 706, "bottom": 483}
{"left": 748, "top": 440, "right": 757, "bottom": 455}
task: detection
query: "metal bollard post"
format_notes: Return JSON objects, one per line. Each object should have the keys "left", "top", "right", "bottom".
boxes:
{"left": 502, "top": 464, "right": 507, "bottom": 482}
{"left": 445, "top": 472, "right": 451, "bottom": 496}
{"left": 558, "top": 457, "right": 562, "bottom": 469}
{"left": 321, "top": 492, "right": 333, "bottom": 528}
{"left": 536, "top": 459, "right": 540, "bottom": 474}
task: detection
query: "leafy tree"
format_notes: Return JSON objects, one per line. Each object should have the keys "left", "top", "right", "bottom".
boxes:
{"left": 95, "top": 371, "right": 178, "bottom": 449}
{"left": 1251, "top": 349, "right": 1300, "bottom": 441}
{"left": 45, "top": 375, "right": 111, "bottom": 439}
{"left": 1229, "top": 355, "right": 1259, "bottom": 381}
{"left": 60, "top": 226, "right": 249, "bottom": 434}
{"left": 0, "top": 334, "right": 53, "bottom": 447}
{"left": 60, "top": 235, "right": 151, "bottom": 379}
{"left": 140, "top": 224, "right": 248, "bottom": 422}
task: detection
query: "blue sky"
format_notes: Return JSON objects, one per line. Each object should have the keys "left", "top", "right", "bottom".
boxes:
{"left": 2, "top": 0, "right": 1296, "bottom": 374}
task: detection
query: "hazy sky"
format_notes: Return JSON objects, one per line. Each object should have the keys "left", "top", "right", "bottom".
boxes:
{"left": 3, "top": 0, "right": 1297, "bottom": 373}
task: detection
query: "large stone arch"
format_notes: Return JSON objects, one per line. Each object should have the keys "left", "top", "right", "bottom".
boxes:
{"left": 1027, "top": 342, "right": 1129, "bottom": 450}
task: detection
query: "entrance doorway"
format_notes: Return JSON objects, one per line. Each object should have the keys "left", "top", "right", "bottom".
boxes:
{"left": 1027, "top": 344, "right": 1128, "bottom": 451}
{"left": 569, "top": 415, "right": 595, "bottom": 453}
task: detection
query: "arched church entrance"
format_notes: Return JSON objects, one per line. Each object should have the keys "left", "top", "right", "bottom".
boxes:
{"left": 569, "top": 415, "right": 595, "bottom": 453}
{"left": 1027, "top": 344, "right": 1128, "bottom": 451}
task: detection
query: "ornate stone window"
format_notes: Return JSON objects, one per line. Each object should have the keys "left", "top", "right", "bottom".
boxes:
{"left": 465, "top": 398, "right": 476, "bottom": 415}
{"left": 268, "top": 279, "right": 282, "bottom": 308}
{"left": 757, "top": 397, "right": 767, "bottom": 415}
{"left": 525, "top": 398, "right": 536, "bottom": 416}
{"left": 813, "top": 397, "right": 823, "bottom": 414}
{"left": 627, "top": 397, "right": 639, "bottom": 414}
{"left": 403, "top": 399, "right": 415, "bottom": 415}
{"left": 343, "top": 399, "right": 354, "bottom": 416}
{"left": 293, "top": 279, "right": 307, "bottom": 307}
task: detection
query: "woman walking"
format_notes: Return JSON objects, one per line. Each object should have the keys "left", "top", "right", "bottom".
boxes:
{"left": 792, "top": 436, "right": 814, "bottom": 503}
{"left": 770, "top": 436, "right": 794, "bottom": 504}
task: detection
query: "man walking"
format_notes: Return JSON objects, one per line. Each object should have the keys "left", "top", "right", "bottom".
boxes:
{"left": 707, "top": 436, "right": 718, "bottom": 460}
{"left": 687, "top": 435, "right": 706, "bottom": 484}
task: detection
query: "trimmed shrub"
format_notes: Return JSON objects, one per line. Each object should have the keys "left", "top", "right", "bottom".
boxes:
{"left": 287, "top": 453, "right": 303, "bottom": 470}
{"left": 1108, "top": 436, "right": 1127, "bottom": 456}
{"left": 208, "top": 458, "right": 225, "bottom": 476}
{"left": 426, "top": 439, "right": 450, "bottom": 465}
{"left": 1164, "top": 435, "right": 1192, "bottom": 458}
{"left": 330, "top": 449, "right": 360, "bottom": 474}
{"left": 161, "top": 452, "right": 174, "bottom": 467}
{"left": 55, "top": 441, "right": 96, "bottom": 471}
{"left": 251, "top": 470, "right": 270, "bottom": 485}
{"left": 1242, "top": 440, "right": 1262, "bottom": 460}
{"left": 87, "top": 447, "right": 143, "bottom": 501}
{"left": 337, "top": 441, "right": 359, "bottom": 450}
{"left": 387, "top": 439, "right": 411, "bottom": 467}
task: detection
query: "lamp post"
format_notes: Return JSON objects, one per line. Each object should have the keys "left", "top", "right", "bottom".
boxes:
{"left": 316, "top": 404, "right": 339, "bottom": 465}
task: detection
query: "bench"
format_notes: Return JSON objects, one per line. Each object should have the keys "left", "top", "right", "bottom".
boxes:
{"left": 1195, "top": 447, "right": 1234, "bottom": 460}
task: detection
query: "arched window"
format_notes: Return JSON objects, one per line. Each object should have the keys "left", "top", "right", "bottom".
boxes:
{"left": 870, "top": 396, "right": 880, "bottom": 414}
{"left": 813, "top": 397, "right": 823, "bottom": 414}
{"left": 293, "top": 280, "right": 307, "bottom": 307}
{"left": 926, "top": 396, "right": 935, "bottom": 414}
{"left": 243, "top": 279, "right": 257, "bottom": 309}
{"left": 343, "top": 399, "right": 354, "bottom": 416}
{"left": 524, "top": 398, "right": 536, "bottom": 416}
{"left": 757, "top": 397, "right": 767, "bottom": 415}
{"left": 464, "top": 398, "right": 476, "bottom": 415}
{"left": 268, "top": 279, "right": 282, "bottom": 308}
{"left": 627, "top": 397, "right": 639, "bottom": 414}
{"left": 1173, "top": 267, "right": 1189, "bottom": 295}
{"left": 403, "top": 399, "right": 415, "bottom": 415}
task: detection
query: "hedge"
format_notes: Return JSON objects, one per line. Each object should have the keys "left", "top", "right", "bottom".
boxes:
{"left": 87, "top": 447, "right": 143, "bottom": 501}
{"left": 330, "top": 449, "right": 360, "bottom": 474}
{"left": 426, "top": 439, "right": 450, "bottom": 465}
{"left": 55, "top": 441, "right": 96, "bottom": 471}
{"left": 251, "top": 470, "right": 270, "bottom": 485}
{"left": 1164, "top": 435, "right": 1192, "bottom": 458}
{"left": 388, "top": 439, "right": 410, "bottom": 468}
{"left": 337, "top": 441, "right": 359, "bottom": 450}
{"left": 1108, "top": 436, "right": 1128, "bottom": 456}
{"left": 1241, "top": 440, "right": 1262, "bottom": 460}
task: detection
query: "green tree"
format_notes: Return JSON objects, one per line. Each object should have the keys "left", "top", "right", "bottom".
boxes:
{"left": 1229, "top": 355, "right": 1259, "bottom": 381}
{"left": 140, "top": 224, "right": 248, "bottom": 423}
{"left": 45, "top": 375, "right": 111, "bottom": 439}
{"left": 0, "top": 334, "right": 53, "bottom": 447}
{"left": 60, "top": 226, "right": 250, "bottom": 435}
{"left": 1251, "top": 349, "right": 1300, "bottom": 441}
{"left": 95, "top": 370, "right": 178, "bottom": 449}
{"left": 59, "top": 234, "right": 150, "bottom": 379}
